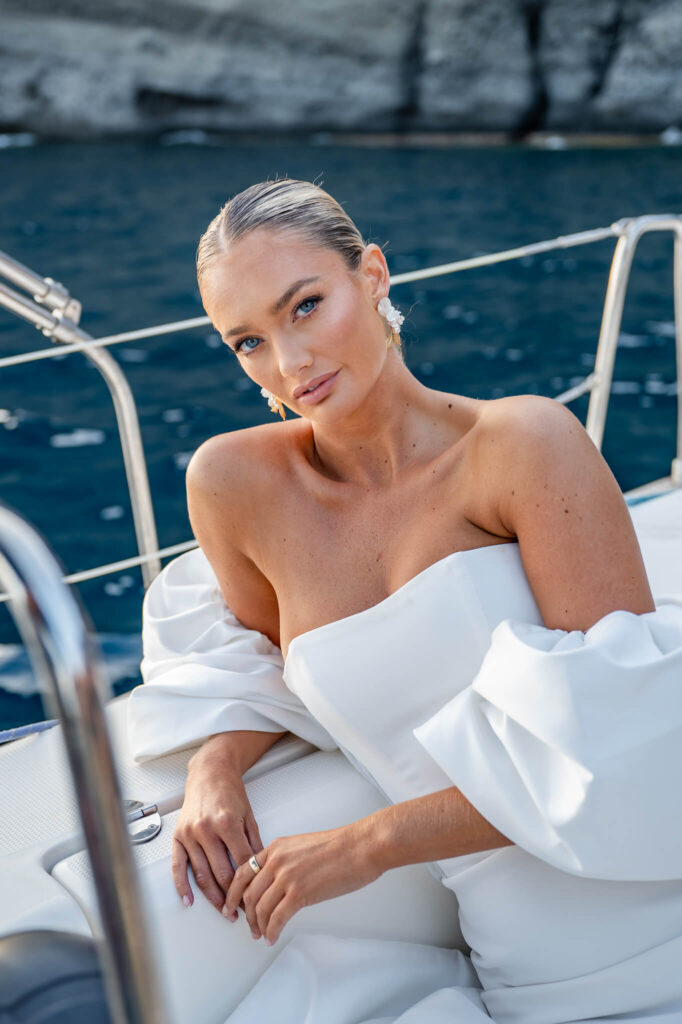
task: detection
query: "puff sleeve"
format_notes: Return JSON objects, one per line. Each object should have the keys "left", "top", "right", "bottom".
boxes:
{"left": 414, "top": 602, "right": 682, "bottom": 881}
{"left": 127, "top": 548, "right": 337, "bottom": 762}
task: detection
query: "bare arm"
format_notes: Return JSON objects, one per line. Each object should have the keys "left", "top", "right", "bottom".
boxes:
{"left": 481, "top": 394, "right": 655, "bottom": 630}
{"left": 185, "top": 430, "right": 281, "bottom": 644}
{"left": 190, "top": 730, "right": 285, "bottom": 778}
{"left": 172, "top": 433, "right": 286, "bottom": 911}
{"left": 357, "top": 785, "right": 511, "bottom": 870}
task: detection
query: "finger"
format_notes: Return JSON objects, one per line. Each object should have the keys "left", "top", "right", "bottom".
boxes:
{"left": 243, "top": 871, "right": 280, "bottom": 939}
{"left": 202, "top": 836, "right": 237, "bottom": 909}
{"left": 264, "top": 892, "right": 301, "bottom": 947}
{"left": 254, "top": 877, "right": 288, "bottom": 939}
{"left": 245, "top": 815, "right": 264, "bottom": 854}
{"left": 225, "top": 852, "right": 269, "bottom": 920}
{"left": 171, "top": 838, "right": 193, "bottom": 907}
{"left": 223, "top": 825, "right": 255, "bottom": 871}
{"left": 184, "top": 839, "right": 225, "bottom": 911}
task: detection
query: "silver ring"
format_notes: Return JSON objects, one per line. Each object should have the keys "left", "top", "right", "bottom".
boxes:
{"left": 248, "top": 854, "right": 261, "bottom": 875}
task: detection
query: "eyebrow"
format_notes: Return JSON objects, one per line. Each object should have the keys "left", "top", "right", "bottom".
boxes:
{"left": 223, "top": 276, "right": 321, "bottom": 339}
{"left": 269, "top": 275, "right": 321, "bottom": 316}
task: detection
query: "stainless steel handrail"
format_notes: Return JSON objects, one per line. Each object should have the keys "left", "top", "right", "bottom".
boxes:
{"left": 0, "top": 250, "right": 81, "bottom": 318}
{"left": 0, "top": 255, "right": 161, "bottom": 586}
{"left": 0, "top": 503, "right": 166, "bottom": 1024}
{"left": 585, "top": 215, "right": 682, "bottom": 483}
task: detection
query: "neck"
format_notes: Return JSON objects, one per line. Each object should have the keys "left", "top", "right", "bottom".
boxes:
{"left": 307, "top": 357, "right": 447, "bottom": 487}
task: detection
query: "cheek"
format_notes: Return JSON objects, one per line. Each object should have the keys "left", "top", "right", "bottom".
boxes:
{"left": 325, "top": 292, "right": 377, "bottom": 358}
{"left": 235, "top": 359, "right": 266, "bottom": 389}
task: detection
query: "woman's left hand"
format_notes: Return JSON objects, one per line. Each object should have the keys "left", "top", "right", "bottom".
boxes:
{"left": 223, "top": 822, "right": 382, "bottom": 946}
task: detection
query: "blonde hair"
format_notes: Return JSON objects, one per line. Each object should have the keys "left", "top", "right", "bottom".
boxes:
{"left": 196, "top": 178, "right": 367, "bottom": 285}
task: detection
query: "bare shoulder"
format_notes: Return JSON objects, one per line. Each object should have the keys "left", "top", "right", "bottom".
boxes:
{"left": 474, "top": 393, "right": 593, "bottom": 470}
{"left": 185, "top": 422, "right": 299, "bottom": 646}
{"left": 475, "top": 393, "right": 617, "bottom": 514}
{"left": 187, "top": 421, "right": 291, "bottom": 496}
{"left": 473, "top": 394, "right": 654, "bottom": 630}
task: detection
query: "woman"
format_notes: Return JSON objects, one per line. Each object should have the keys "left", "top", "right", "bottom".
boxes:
{"left": 129, "top": 178, "right": 682, "bottom": 1023}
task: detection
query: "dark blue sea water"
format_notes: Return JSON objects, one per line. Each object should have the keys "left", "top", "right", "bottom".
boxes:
{"left": 1, "top": 135, "right": 680, "bottom": 730}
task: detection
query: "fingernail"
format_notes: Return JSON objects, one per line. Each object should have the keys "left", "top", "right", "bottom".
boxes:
{"left": 222, "top": 905, "right": 237, "bottom": 921}
{"left": 251, "top": 929, "right": 260, "bottom": 940}
{"left": 266, "top": 938, "right": 274, "bottom": 947}
{"left": 182, "top": 895, "right": 192, "bottom": 909}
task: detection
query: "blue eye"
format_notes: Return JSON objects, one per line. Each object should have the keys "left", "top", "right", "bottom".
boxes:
{"left": 234, "top": 336, "right": 261, "bottom": 354}
{"left": 233, "top": 295, "right": 322, "bottom": 355}
{"left": 296, "top": 296, "right": 319, "bottom": 316}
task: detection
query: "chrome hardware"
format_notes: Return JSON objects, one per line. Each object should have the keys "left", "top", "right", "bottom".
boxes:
{"left": 125, "top": 801, "right": 162, "bottom": 844}
{"left": 0, "top": 251, "right": 161, "bottom": 587}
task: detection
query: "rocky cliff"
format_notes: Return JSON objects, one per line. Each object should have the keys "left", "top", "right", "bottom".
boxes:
{"left": 0, "top": 0, "right": 680, "bottom": 138}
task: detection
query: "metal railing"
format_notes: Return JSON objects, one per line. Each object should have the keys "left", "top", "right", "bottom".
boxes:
{"left": 0, "top": 254, "right": 160, "bottom": 585}
{"left": 584, "top": 215, "right": 682, "bottom": 485}
{"left": 1, "top": 213, "right": 681, "bottom": 595}
{"left": 0, "top": 503, "right": 166, "bottom": 1024}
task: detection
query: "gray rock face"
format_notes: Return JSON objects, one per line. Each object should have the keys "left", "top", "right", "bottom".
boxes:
{"left": 417, "top": 0, "right": 535, "bottom": 131}
{"left": 539, "top": 0, "right": 682, "bottom": 131}
{"left": 594, "top": 0, "right": 682, "bottom": 130}
{"left": 538, "top": 0, "right": 624, "bottom": 128}
{"left": 0, "top": 0, "right": 419, "bottom": 135}
{"left": 0, "top": 0, "right": 680, "bottom": 137}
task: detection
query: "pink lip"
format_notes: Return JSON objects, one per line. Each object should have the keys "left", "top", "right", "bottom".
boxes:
{"left": 293, "top": 370, "right": 339, "bottom": 401}
{"left": 295, "top": 370, "right": 340, "bottom": 405}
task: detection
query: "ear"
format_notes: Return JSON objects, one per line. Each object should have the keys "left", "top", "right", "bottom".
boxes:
{"left": 359, "top": 243, "right": 390, "bottom": 304}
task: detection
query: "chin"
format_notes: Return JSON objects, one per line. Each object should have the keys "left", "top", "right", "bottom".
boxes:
{"left": 309, "top": 396, "right": 371, "bottom": 426}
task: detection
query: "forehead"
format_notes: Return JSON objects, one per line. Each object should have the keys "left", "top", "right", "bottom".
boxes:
{"left": 200, "top": 228, "right": 348, "bottom": 315}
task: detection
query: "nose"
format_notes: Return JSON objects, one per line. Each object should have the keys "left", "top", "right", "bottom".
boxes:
{"left": 275, "top": 332, "right": 313, "bottom": 380}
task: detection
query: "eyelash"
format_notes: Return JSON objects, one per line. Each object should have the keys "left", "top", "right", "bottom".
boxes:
{"left": 234, "top": 295, "right": 323, "bottom": 355}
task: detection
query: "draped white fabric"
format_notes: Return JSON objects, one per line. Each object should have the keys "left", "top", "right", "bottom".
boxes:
{"left": 127, "top": 548, "right": 337, "bottom": 761}
{"left": 125, "top": 492, "right": 682, "bottom": 1022}
{"left": 414, "top": 603, "right": 682, "bottom": 881}
{"left": 227, "top": 538, "right": 682, "bottom": 1023}
{"left": 226, "top": 934, "right": 490, "bottom": 1024}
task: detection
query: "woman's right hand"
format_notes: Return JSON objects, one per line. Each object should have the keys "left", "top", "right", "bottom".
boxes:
{"left": 172, "top": 734, "right": 267, "bottom": 917}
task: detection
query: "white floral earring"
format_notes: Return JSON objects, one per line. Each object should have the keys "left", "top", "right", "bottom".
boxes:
{"left": 260, "top": 387, "right": 287, "bottom": 420}
{"left": 377, "top": 296, "right": 404, "bottom": 349}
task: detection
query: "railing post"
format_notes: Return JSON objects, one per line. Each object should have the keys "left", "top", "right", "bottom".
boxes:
{"left": 586, "top": 216, "right": 682, "bottom": 489}
{"left": 585, "top": 220, "right": 639, "bottom": 451}
{"left": 0, "top": 257, "right": 161, "bottom": 586}
{"left": 80, "top": 341, "right": 162, "bottom": 586}
{"left": 0, "top": 504, "right": 167, "bottom": 1024}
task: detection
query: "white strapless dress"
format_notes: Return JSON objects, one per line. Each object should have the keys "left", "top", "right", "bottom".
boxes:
{"left": 127, "top": 503, "right": 682, "bottom": 1024}
{"left": 223, "top": 542, "right": 682, "bottom": 1024}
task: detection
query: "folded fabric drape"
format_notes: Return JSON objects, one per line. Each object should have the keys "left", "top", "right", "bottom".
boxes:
{"left": 414, "top": 602, "right": 682, "bottom": 882}
{"left": 127, "top": 548, "right": 337, "bottom": 762}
